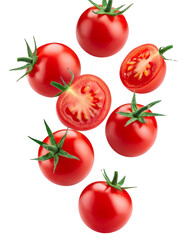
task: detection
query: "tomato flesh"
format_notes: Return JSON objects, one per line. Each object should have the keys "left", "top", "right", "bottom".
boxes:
{"left": 105, "top": 104, "right": 158, "bottom": 157}
{"left": 120, "top": 44, "right": 166, "bottom": 93}
{"left": 76, "top": 7, "right": 129, "bottom": 57}
{"left": 79, "top": 181, "right": 132, "bottom": 233}
{"left": 38, "top": 130, "right": 94, "bottom": 186}
{"left": 56, "top": 75, "right": 111, "bottom": 130}
{"left": 27, "top": 43, "right": 81, "bottom": 97}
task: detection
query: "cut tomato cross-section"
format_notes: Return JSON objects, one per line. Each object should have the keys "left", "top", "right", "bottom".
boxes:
{"left": 52, "top": 72, "right": 111, "bottom": 131}
{"left": 120, "top": 44, "right": 174, "bottom": 93}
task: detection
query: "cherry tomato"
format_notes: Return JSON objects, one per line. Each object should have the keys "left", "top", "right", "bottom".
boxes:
{"left": 120, "top": 44, "right": 173, "bottom": 93}
{"left": 76, "top": 1, "right": 132, "bottom": 57}
{"left": 52, "top": 70, "right": 111, "bottom": 131}
{"left": 11, "top": 38, "right": 81, "bottom": 97}
{"left": 29, "top": 121, "right": 94, "bottom": 186}
{"left": 105, "top": 93, "right": 164, "bottom": 157}
{"left": 79, "top": 170, "right": 133, "bottom": 233}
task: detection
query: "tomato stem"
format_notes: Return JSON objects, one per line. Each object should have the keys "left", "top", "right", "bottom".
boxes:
{"left": 117, "top": 92, "right": 165, "bottom": 126}
{"left": 133, "top": 100, "right": 161, "bottom": 118}
{"left": 89, "top": 0, "right": 133, "bottom": 16}
{"left": 111, "top": 171, "right": 118, "bottom": 185}
{"left": 159, "top": 45, "right": 173, "bottom": 54}
{"left": 102, "top": 169, "right": 135, "bottom": 191}
{"left": 159, "top": 45, "right": 176, "bottom": 61}
{"left": 105, "top": 0, "right": 113, "bottom": 12}
{"left": 17, "top": 57, "right": 33, "bottom": 64}
{"left": 51, "top": 69, "right": 74, "bottom": 97}
{"left": 10, "top": 37, "right": 38, "bottom": 81}
{"left": 29, "top": 120, "right": 79, "bottom": 173}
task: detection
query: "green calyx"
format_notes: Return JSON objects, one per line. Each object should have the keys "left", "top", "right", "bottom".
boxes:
{"left": 102, "top": 169, "right": 135, "bottom": 191}
{"left": 29, "top": 120, "right": 79, "bottom": 173}
{"left": 10, "top": 37, "right": 38, "bottom": 81}
{"left": 89, "top": 0, "right": 133, "bottom": 16}
{"left": 117, "top": 92, "right": 165, "bottom": 127}
{"left": 159, "top": 45, "right": 176, "bottom": 61}
{"left": 51, "top": 68, "right": 74, "bottom": 97}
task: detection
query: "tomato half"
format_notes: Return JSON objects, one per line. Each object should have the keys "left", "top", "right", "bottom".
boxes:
{"left": 11, "top": 39, "right": 81, "bottom": 97}
{"left": 120, "top": 44, "right": 168, "bottom": 93}
{"left": 55, "top": 74, "right": 111, "bottom": 131}
{"left": 37, "top": 129, "right": 94, "bottom": 186}
{"left": 76, "top": 3, "right": 131, "bottom": 57}
{"left": 79, "top": 170, "right": 133, "bottom": 233}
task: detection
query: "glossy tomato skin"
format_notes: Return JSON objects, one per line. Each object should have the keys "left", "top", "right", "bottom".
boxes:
{"left": 120, "top": 44, "right": 166, "bottom": 93}
{"left": 79, "top": 181, "right": 132, "bottom": 233}
{"left": 27, "top": 43, "right": 81, "bottom": 97}
{"left": 56, "top": 74, "right": 111, "bottom": 131}
{"left": 76, "top": 7, "right": 129, "bottom": 57}
{"left": 105, "top": 104, "right": 158, "bottom": 157}
{"left": 38, "top": 130, "right": 94, "bottom": 186}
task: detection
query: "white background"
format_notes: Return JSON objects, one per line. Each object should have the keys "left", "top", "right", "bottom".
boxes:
{"left": 1, "top": 0, "right": 187, "bottom": 239}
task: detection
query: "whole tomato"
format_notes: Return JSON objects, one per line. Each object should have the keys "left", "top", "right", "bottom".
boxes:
{"left": 79, "top": 170, "right": 134, "bottom": 233}
{"left": 11, "top": 38, "right": 81, "bottom": 97}
{"left": 76, "top": 0, "right": 133, "bottom": 57}
{"left": 120, "top": 44, "right": 174, "bottom": 93}
{"left": 51, "top": 69, "right": 111, "bottom": 131}
{"left": 29, "top": 121, "right": 94, "bottom": 186}
{"left": 105, "top": 93, "right": 164, "bottom": 157}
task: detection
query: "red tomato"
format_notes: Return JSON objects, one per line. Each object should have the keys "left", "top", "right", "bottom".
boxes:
{"left": 11, "top": 39, "right": 81, "bottom": 97}
{"left": 29, "top": 122, "right": 94, "bottom": 186}
{"left": 105, "top": 93, "right": 164, "bottom": 157}
{"left": 79, "top": 170, "right": 133, "bottom": 233}
{"left": 120, "top": 44, "right": 173, "bottom": 93}
{"left": 76, "top": 1, "right": 132, "bottom": 57}
{"left": 53, "top": 72, "right": 111, "bottom": 131}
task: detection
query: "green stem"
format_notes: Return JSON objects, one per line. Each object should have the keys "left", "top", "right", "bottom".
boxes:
{"left": 159, "top": 45, "right": 175, "bottom": 61}
{"left": 105, "top": 0, "right": 113, "bottom": 12}
{"left": 111, "top": 171, "right": 118, "bottom": 185}
{"left": 159, "top": 45, "right": 173, "bottom": 55}
{"left": 133, "top": 108, "right": 145, "bottom": 118}
{"left": 17, "top": 57, "right": 33, "bottom": 64}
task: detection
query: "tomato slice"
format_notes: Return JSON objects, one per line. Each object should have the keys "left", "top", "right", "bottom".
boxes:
{"left": 56, "top": 74, "right": 111, "bottom": 130}
{"left": 120, "top": 44, "right": 166, "bottom": 93}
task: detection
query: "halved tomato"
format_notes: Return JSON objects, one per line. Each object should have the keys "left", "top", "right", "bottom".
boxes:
{"left": 52, "top": 71, "right": 111, "bottom": 131}
{"left": 120, "top": 44, "right": 173, "bottom": 93}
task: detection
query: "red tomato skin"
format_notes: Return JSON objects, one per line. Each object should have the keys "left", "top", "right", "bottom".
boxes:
{"left": 27, "top": 43, "right": 81, "bottom": 97}
{"left": 38, "top": 130, "right": 94, "bottom": 186}
{"left": 76, "top": 7, "right": 129, "bottom": 57}
{"left": 79, "top": 181, "right": 132, "bottom": 233}
{"left": 105, "top": 104, "right": 158, "bottom": 157}
{"left": 56, "top": 74, "right": 111, "bottom": 131}
{"left": 120, "top": 44, "right": 166, "bottom": 93}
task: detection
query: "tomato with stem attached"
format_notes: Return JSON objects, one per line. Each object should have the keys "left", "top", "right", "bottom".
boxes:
{"left": 105, "top": 92, "right": 165, "bottom": 157}
{"left": 79, "top": 170, "right": 134, "bottom": 233}
{"left": 120, "top": 44, "right": 174, "bottom": 93}
{"left": 76, "top": 0, "right": 133, "bottom": 57}
{"left": 29, "top": 121, "right": 94, "bottom": 186}
{"left": 10, "top": 38, "right": 81, "bottom": 97}
{"left": 51, "top": 69, "right": 111, "bottom": 131}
